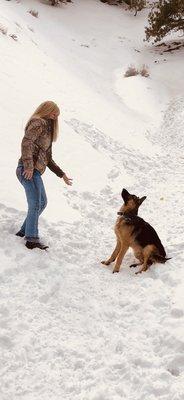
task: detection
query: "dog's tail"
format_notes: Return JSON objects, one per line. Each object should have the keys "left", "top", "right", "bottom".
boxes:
{"left": 152, "top": 254, "right": 172, "bottom": 264}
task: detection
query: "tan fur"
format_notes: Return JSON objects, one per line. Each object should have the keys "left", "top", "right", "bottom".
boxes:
{"left": 101, "top": 196, "right": 158, "bottom": 274}
{"left": 135, "top": 244, "right": 156, "bottom": 274}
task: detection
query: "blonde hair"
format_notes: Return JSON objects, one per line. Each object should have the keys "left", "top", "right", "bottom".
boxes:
{"left": 26, "top": 101, "right": 60, "bottom": 141}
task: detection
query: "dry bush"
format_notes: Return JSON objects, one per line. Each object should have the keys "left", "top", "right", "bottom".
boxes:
{"left": 100, "top": 0, "right": 146, "bottom": 15}
{"left": 49, "top": 0, "right": 70, "bottom": 5}
{"left": 128, "top": 0, "right": 146, "bottom": 16}
{"left": 145, "top": 0, "right": 184, "bottom": 43}
{"left": 9, "top": 34, "right": 18, "bottom": 41}
{"left": 124, "top": 65, "right": 139, "bottom": 77}
{"left": 124, "top": 64, "right": 150, "bottom": 78}
{"left": 140, "top": 64, "right": 149, "bottom": 77}
{"left": 29, "top": 9, "right": 39, "bottom": 18}
{"left": 100, "top": 0, "right": 123, "bottom": 4}
{"left": 0, "top": 24, "right": 8, "bottom": 35}
{"left": 50, "top": 0, "right": 60, "bottom": 4}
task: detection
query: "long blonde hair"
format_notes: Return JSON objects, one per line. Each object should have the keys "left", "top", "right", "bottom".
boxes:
{"left": 26, "top": 101, "right": 60, "bottom": 142}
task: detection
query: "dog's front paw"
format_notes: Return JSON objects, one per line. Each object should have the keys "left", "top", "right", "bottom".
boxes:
{"left": 101, "top": 260, "right": 110, "bottom": 266}
{"left": 113, "top": 269, "right": 119, "bottom": 274}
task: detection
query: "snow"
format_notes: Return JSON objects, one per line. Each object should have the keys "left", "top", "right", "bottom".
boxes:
{"left": 0, "top": 0, "right": 184, "bottom": 399}
{"left": 115, "top": 71, "right": 168, "bottom": 121}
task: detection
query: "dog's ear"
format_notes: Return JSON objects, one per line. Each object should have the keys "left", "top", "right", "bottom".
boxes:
{"left": 139, "top": 196, "right": 147, "bottom": 205}
{"left": 121, "top": 188, "right": 130, "bottom": 203}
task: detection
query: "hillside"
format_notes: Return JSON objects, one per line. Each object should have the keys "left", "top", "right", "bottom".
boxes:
{"left": 0, "top": 1, "right": 184, "bottom": 399}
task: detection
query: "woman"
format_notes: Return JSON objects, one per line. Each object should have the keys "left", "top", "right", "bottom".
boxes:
{"left": 16, "top": 101, "right": 72, "bottom": 250}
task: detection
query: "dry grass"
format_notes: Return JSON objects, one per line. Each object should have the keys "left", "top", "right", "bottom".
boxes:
{"left": 140, "top": 64, "right": 149, "bottom": 77}
{"left": 28, "top": 9, "right": 39, "bottom": 18}
{"left": 124, "top": 65, "right": 139, "bottom": 77}
{"left": 49, "top": 1, "right": 73, "bottom": 6}
{"left": 0, "top": 24, "right": 8, "bottom": 35}
{"left": 124, "top": 64, "right": 150, "bottom": 78}
{"left": 9, "top": 34, "right": 18, "bottom": 42}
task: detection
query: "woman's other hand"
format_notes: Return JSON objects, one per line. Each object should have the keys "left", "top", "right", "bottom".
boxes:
{"left": 23, "top": 169, "right": 34, "bottom": 180}
{"left": 63, "top": 174, "right": 73, "bottom": 186}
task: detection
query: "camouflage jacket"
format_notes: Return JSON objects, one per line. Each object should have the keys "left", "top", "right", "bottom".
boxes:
{"left": 19, "top": 117, "right": 64, "bottom": 178}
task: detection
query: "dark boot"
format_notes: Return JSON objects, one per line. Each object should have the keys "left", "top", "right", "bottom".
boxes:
{"left": 16, "top": 231, "right": 25, "bottom": 238}
{"left": 25, "top": 241, "right": 49, "bottom": 250}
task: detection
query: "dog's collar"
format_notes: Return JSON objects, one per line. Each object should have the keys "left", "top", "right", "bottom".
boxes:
{"left": 117, "top": 212, "right": 136, "bottom": 222}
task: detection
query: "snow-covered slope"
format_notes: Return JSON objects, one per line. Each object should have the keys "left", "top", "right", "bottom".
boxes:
{"left": 0, "top": 1, "right": 184, "bottom": 399}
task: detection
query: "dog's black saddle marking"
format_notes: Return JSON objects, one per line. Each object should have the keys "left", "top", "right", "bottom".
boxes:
{"left": 117, "top": 212, "right": 166, "bottom": 257}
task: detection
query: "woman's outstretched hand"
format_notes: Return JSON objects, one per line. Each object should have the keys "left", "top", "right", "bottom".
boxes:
{"left": 23, "top": 169, "right": 33, "bottom": 180}
{"left": 63, "top": 173, "right": 73, "bottom": 186}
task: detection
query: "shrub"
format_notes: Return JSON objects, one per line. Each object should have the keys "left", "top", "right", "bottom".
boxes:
{"left": 0, "top": 24, "right": 8, "bottom": 35}
{"left": 49, "top": 0, "right": 71, "bottom": 5}
{"left": 9, "top": 34, "right": 18, "bottom": 41}
{"left": 101, "top": 0, "right": 146, "bottom": 15}
{"left": 50, "top": 0, "right": 59, "bottom": 4}
{"left": 100, "top": 0, "right": 123, "bottom": 4}
{"left": 124, "top": 65, "right": 139, "bottom": 77}
{"left": 28, "top": 9, "right": 39, "bottom": 18}
{"left": 124, "top": 0, "right": 146, "bottom": 15}
{"left": 145, "top": 0, "right": 184, "bottom": 42}
{"left": 140, "top": 64, "right": 149, "bottom": 77}
{"left": 124, "top": 64, "right": 150, "bottom": 77}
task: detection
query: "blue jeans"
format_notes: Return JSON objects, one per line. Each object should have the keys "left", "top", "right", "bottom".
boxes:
{"left": 16, "top": 164, "right": 47, "bottom": 242}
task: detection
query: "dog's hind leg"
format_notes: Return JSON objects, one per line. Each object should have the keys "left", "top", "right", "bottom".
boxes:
{"left": 129, "top": 262, "right": 142, "bottom": 268}
{"left": 113, "top": 243, "right": 129, "bottom": 273}
{"left": 135, "top": 245, "right": 154, "bottom": 274}
{"left": 135, "top": 260, "right": 152, "bottom": 274}
{"left": 101, "top": 240, "right": 121, "bottom": 266}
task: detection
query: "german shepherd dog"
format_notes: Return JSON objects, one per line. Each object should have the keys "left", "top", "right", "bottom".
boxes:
{"left": 101, "top": 189, "right": 170, "bottom": 274}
